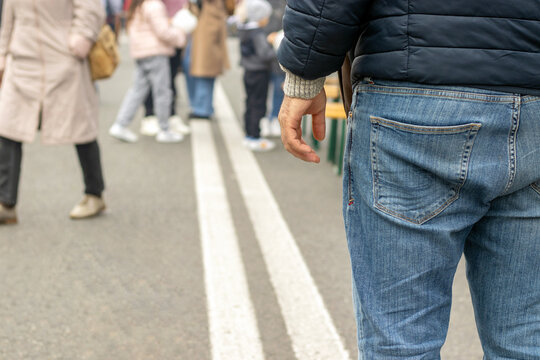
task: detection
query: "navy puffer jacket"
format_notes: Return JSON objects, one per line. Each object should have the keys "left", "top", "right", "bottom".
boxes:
{"left": 277, "top": 0, "right": 540, "bottom": 92}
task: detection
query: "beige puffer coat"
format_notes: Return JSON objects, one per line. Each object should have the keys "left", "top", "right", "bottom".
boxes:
{"left": 0, "top": 0, "right": 104, "bottom": 145}
{"left": 128, "top": 0, "right": 186, "bottom": 60}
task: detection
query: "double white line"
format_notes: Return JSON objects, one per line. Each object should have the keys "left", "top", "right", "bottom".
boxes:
{"left": 191, "top": 82, "right": 351, "bottom": 360}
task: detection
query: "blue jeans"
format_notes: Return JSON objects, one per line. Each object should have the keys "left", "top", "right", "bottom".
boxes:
{"left": 343, "top": 79, "right": 540, "bottom": 359}
{"left": 269, "top": 71, "right": 285, "bottom": 119}
{"left": 182, "top": 41, "right": 215, "bottom": 117}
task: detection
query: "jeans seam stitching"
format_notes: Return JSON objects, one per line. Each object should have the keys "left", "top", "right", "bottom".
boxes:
{"left": 521, "top": 97, "right": 540, "bottom": 104}
{"left": 374, "top": 192, "right": 459, "bottom": 225}
{"left": 358, "top": 82, "right": 516, "bottom": 99}
{"left": 358, "top": 87, "right": 513, "bottom": 103}
{"left": 347, "top": 119, "right": 354, "bottom": 202}
{"left": 503, "top": 96, "right": 520, "bottom": 193}
{"left": 531, "top": 183, "right": 540, "bottom": 195}
{"left": 371, "top": 123, "right": 380, "bottom": 210}
{"left": 346, "top": 89, "right": 358, "bottom": 205}
{"left": 370, "top": 116, "right": 482, "bottom": 133}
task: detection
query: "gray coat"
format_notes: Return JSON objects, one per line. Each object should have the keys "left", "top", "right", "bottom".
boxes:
{"left": 239, "top": 27, "right": 275, "bottom": 72}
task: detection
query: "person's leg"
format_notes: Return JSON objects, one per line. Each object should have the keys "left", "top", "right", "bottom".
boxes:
{"left": 169, "top": 48, "right": 183, "bottom": 116}
{"left": 269, "top": 71, "right": 285, "bottom": 119}
{"left": 344, "top": 80, "right": 514, "bottom": 358}
{"left": 181, "top": 42, "right": 215, "bottom": 118}
{"left": 115, "top": 59, "right": 152, "bottom": 128}
{"left": 191, "top": 76, "right": 215, "bottom": 118}
{"left": 465, "top": 97, "right": 540, "bottom": 359}
{"left": 143, "top": 90, "right": 154, "bottom": 117}
{"left": 167, "top": 48, "right": 190, "bottom": 135}
{"left": 147, "top": 56, "right": 172, "bottom": 131}
{"left": 0, "top": 136, "right": 22, "bottom": 207}
{"left": 75, "top": 140, "right": 105, "bottom": 198}
{"left": 147, "top": 49, "right": 182, "bottom": 118}
{"left": 70, "top": 140, "right": 106, "bottom": 219}
{"left": 244, "top": 70, "right": 270, "bottom": 138}
{"left": 465, "top": 189, "right": 540, "bottom": 360}
{"left": 243, "top": 71, "right": 255, "bottom": 137}
{"left": 182, "top": 41, "right": 197, "bottom": 111}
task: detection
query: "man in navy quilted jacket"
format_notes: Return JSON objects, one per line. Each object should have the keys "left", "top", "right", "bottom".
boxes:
{"left": 277, "top": 1, "right": 540, "bottom": 358}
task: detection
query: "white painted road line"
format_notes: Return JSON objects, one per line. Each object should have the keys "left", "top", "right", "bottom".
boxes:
{"left": 215, "top": 82, "right": 351, "bottom": 360}
{"left": 191, "top": 120, "right": 265, "bottom": 360}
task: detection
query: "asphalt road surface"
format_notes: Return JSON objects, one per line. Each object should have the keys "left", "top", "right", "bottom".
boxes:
{"left": 0, "top": 37, "right": 483, "bottom": 359}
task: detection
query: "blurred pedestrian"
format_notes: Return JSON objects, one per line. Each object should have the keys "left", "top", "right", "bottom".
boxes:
{"left": 238, "top": 0, "right": 275, "bottom": 151}
{"left": 183, "top": 0, "right": 230, "bottom": 120}
{"left": 260, "top": 0, "right": 285, "bottom": 138}
{"left": 102, "top": 0, "right": 123, "bottom": 38}
{"left": 109, "top": 0, "right": 186, "bottom": 143}
{"left": 124, "top": 0, "right": 132, "bottom": 12}
{"left": 139, "top": 0, "right": 191, "bottom": 138}
{"left": 0, "top": 0, "right": 107, "bottom": 225}
{"left": 278, "top": 0, "right": 540, "bottom": 358}
{"left": 259, "top": 29, "right": 283, "bottom": 138}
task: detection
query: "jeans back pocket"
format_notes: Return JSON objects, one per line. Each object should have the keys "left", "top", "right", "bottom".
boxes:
{"left": 370, "top": 116, "right": 481, "bottom": 224}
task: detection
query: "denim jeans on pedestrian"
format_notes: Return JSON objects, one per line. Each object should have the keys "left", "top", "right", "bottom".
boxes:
{"left": 343, "top": 79, "right": 540, "bottom": 359}
{"left": 182, "top": 40, "right": 215, "bottom": 118}
{"left": 269, "top": 71, "right": 285, "bottom": 119}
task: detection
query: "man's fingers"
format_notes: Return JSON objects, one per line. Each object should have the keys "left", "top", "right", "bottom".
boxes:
{"left": 311, "top": 111, "right": 326, "bottom": 141}
{"left": 282, "top": 125, "right": 320, "bottom": 163}
{"left": 278, "top": 93, "right": 325, "bottom": 163}
{"left": 286, "top": 139, "right": 320, "bottom": 163}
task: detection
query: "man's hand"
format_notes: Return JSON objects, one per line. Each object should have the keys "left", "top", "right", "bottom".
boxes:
{"left": 278, "top": 90, "right": 327, "bottom": 163}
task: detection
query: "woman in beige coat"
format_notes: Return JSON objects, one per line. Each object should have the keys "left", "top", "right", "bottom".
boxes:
{"left": 0, "top": 0, "right": 107, "bottom": 225}
{"left": 183, "top": 0, "right": 230, "bottom": 119}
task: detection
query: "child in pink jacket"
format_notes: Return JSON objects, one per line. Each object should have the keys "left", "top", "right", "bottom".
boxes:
{"left": 110, "top": 0, "right": 186, "bottom": 143}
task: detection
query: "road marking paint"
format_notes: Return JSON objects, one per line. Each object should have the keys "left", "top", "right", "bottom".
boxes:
{"left": 191, "top": 120, "right": 265, "bottom": 360}
{"left": 214, "top": 82, "right": 351, "bottom": 360}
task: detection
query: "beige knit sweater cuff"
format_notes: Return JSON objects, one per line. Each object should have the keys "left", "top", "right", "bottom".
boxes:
{"left": 282, "top": 68, "right": 326, "bottom": 99}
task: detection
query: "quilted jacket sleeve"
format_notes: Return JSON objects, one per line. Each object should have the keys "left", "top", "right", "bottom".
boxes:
{"left": 278, "top": 0, "right": 368, "bottom": 80}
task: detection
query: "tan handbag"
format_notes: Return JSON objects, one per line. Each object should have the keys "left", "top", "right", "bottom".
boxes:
{"left": 88, "top": 24, "right": 120, "bottom": 81}
{"left": 224, "top": 0, "right": 236, "bottom": 16}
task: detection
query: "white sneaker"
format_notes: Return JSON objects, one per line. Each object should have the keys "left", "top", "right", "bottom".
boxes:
{"left": 260, "top": 117, "right": 270, "bottom": 137}
{"left": 169, "top": 115, "right": 191, "bottom": 135}
{"left": 140, "top": 116, "right": 160, "bottom": 136}
{"left": 243, "top": 137, "right": 275, "bottom": 152}
{"left": 109, "top": 123, "right": 138, "bottom": 143}
{"left": 156, "top": 130, "right": 184, "bottom": 143}
{"left": 269, "top": 117, "right": 282, "bottom": 137}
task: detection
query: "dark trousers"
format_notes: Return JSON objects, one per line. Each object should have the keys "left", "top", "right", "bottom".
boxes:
{"left": 0, "top": 136, "right": 105, "bottom": 207}
{"left": 243, "top": 70, "right": 270, "bottom": 139}
{"left": 144, "top": 48, "right": 183, "bottom": 117}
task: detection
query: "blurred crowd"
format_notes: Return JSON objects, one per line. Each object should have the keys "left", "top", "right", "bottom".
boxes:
{"left": 0, "top": 0, "right": 286, "bottom": 225}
